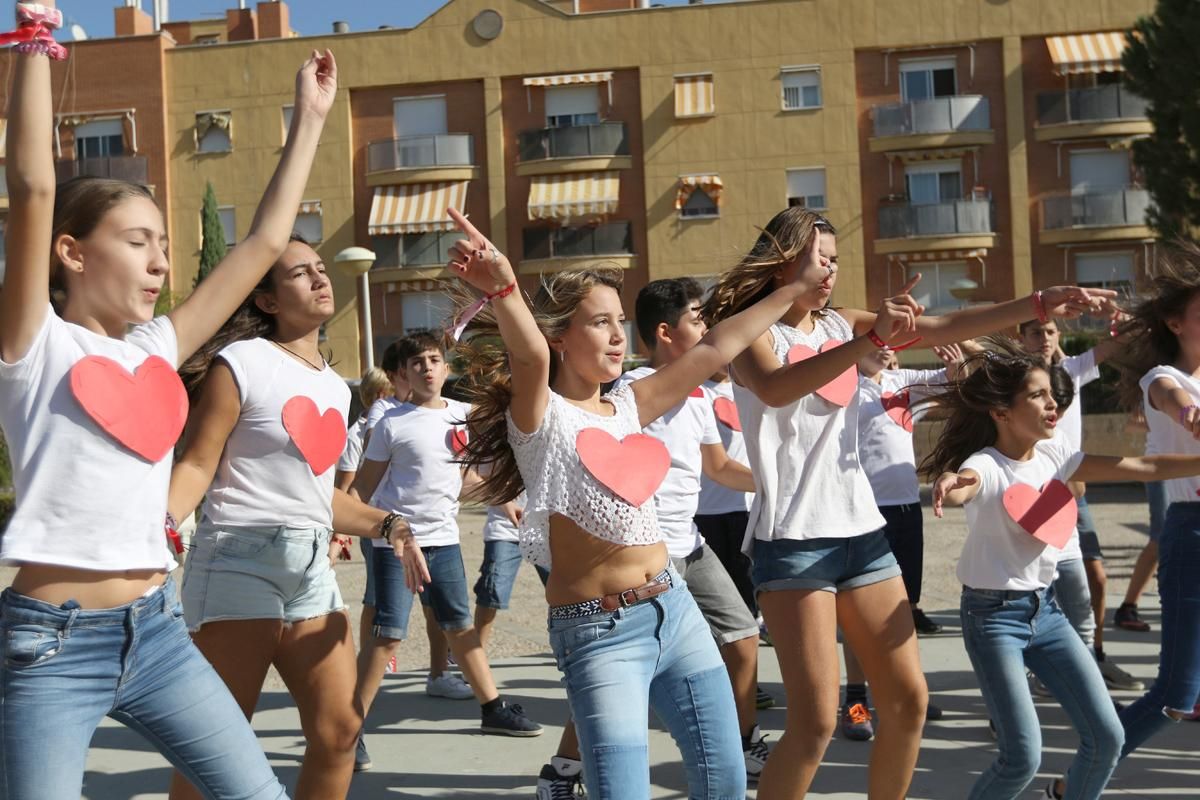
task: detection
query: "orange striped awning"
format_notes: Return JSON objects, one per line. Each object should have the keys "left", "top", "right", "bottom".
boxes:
{"left": 675, "top": 174, "right": 724, "bottom": 209}
{"left": 298, "top": 199, "right": 322, "bottom": 216}
{"left": 523, "top": 72, "right": 613, "bottom": 87}
{"left": 674, "top": 74, "right": 715, "bottom": 118}
{"left": 368, "top": 182, "right": 468, "bottom": 235}
{"left": 888, "top": 249, "right": 988, "bottom": 263}
{"left": 1046, "top": 32, "right": 1129, "bottom": 75}
{"left": 528, "top": 171, "right": 619, "bottom": 221}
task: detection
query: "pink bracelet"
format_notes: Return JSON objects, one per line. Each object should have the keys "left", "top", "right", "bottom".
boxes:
{"left": 1031, "top": 291, "right": 1049, "bottom": 324}
{"left": 1179, "top": 405, "right": 1198, "bottom": 426}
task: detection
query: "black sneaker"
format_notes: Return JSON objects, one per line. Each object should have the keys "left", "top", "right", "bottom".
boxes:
{"left": 354, "top": 732, "right": 372, "bottom": 772}
{"left": 755, "top": 686, "right": 775, "bottom": 710}
{"left": 536, "top": 757, "right": 586, "bottom": 798}
{"left": 925, "top": 702, "right": 944, "bottom": 721}
{"left": 1113, "top": 603, "right": 1151, "bottom": 632}
{"left": 912, "top": 608, "right": 943, "bottom": 635}
{"left": 481, "top": 700, "right": 544, "bottom": 737}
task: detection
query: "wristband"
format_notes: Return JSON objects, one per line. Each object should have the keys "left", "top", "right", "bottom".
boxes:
{"left": 1031, "top": 291, "right": 1049, "bottom": 324}
{"left": 379, "top": 511, "right": 403, "bottom": 544}
{"left": 867, "top": 330, "right": 888, "bottom": 349}
{"left": 866, "top": 330, "right": 923, "bottom": 352}
{"left": 164, "top": 512, "right": 183, "bottom": 555}
{"left": 1179, "top": 405, "right": 1198, "bottom": 427}
{"left": 449, "top": 279, "right": 517, "bottom": 341}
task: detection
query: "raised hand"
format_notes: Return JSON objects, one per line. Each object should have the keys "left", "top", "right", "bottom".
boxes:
{"left": 933, "top": 342, "right": 966, "bottom": 380}
{"left": 1040, "top": 285, "right": 1116, "bottom": 320}
{"left": 873, "top": 274, "right": 925, "bottom": 344}
{"left": 933, "top": 470, "right": 977, "bottom": 518}
{"left": 294, "top": 49, "right": 338, "bottom": 120}
{"left": 446, "top": 207, "right": 515, "bottom": 296}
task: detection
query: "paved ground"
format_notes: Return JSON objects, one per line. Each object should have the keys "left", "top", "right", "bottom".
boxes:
{"left": 3, "top": 484, "right": 1197, "bottom": 798}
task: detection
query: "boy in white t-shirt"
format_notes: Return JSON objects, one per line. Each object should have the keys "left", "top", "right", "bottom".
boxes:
{"left": 352, "top": 331, "right": 542, "bottom": 758}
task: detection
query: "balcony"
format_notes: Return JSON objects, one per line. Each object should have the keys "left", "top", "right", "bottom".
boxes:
{"left": 1039, "top": 187, "right": 1152, "bottom": 245}
{"left": 875, "top": 198, "right": 996, "bottom": 255}
{"left": 365, "top": 134, "right": 478, "bottom": 187}
{"left": 1035, "top": 86, "right": 1151, "bottom": 141}
{"left": 55, "top": 155, "right": 149, "bottom": 186}
{"left": 869, "top": 96, "right": 994, "bottom": 152}
{"left": 520, "top": 221, "right": 635, "bottom": 274}
{"left": 515, "top": 122, "right": 631, "bottom": 177}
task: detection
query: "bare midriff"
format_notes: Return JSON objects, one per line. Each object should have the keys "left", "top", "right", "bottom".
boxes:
{"left": 11, "top": 563, "right": 168, "bottom": 609}
{"left": 543, "top": 513, "right": 669, "bottom": 607}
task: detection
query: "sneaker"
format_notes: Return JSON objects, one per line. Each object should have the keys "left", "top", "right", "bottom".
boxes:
{"left": 1043, "top": 778, "right": 1065, "bottom": 799}
{"left": 743, "top": 724, "right": 770, "bottom": 781}
{"left": 1184, "top": 703, "right": 1200, "bottom": 721}
{"left": 1099, "top": 657, "right": 1145, "bottom": 691}
{"left": 925, "top": 702, "right": 944, "bottom": 722}
{"left": 755, "top": 686, "right": 775, "bottom": 710}
{"left": 912, "top": 608, "right": 943, "bottom": 635}
{"left": 1113, "top": 604, "right": 1151, "bottom": 632}
{"left": 535, "top": 756, "right": 585, "bottom": 799}
{"left": 354, "top": 732, "right": 372, "bottom": 772}
{"left": 1029, "top": 672, "right": 1053, "bottom": 698}
{"left": 839, "top": 703, "right": 874, "bottom": 741}
{"left": 987, "top": 719, "right": 997, "bottom": 740}
{"left": 427, "top": 672, "right": 475, "bottom": 700}
{"left": 759, "top": 623, "right": 773, "bottom": 647}
{"left": 481, "top": 700, "right": 543, "bottom": 737}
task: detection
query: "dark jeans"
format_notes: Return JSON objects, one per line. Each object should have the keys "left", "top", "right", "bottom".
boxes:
{"left": 880, "top": 503, "right": 924, "bottom": 605}
{"left": 694, "top": 511, "right": 756, "bottom": 617}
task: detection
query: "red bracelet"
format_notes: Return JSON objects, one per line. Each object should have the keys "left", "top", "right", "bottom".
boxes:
{"left": 867, "top": 330, "right": 923, "bottom": 351}
{"left": 1031, "top": 291, "right": 1049, "bottom": 324}
{"left": 164, "top": 512, "right": 183, "bottom": 555}
{"left": 487, "top": 282, "right": 516, "bottom": 301}
{"left": 867, "top": 330, "right": 888, "bottom": 348}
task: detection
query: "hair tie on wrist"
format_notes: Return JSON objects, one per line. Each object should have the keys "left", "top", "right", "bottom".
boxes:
{"left": 449, "top": 281, "right": 517, "bottom": 341}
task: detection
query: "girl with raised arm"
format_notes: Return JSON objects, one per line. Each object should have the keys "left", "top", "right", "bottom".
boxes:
{"left": 0, "top": 10, "right": 335, "bottom": 794}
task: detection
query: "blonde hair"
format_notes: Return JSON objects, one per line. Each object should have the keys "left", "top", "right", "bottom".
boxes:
{"left": 358, "top": 367, "right": 392, "bottom": 407}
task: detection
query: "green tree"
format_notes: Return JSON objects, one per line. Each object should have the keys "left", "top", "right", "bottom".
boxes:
{"left": 195, "top": 181, "right": 228, "bottom": 287}
{"left": 1123, "top": 0, "right": 1200, "bottom": 239}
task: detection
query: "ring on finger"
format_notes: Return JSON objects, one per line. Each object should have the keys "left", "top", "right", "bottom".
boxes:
{"left": 489, "top": 246, "right": 500, "bottom": 265}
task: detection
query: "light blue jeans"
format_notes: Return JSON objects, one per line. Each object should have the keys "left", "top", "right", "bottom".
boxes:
{"left": 961, "top": 586, "right": 1122, "bottom": 800}
{"left": 548, "top": 567, "right": 744, "bottom": 800}
{"left": 0, "top": 577, "right": 288, "bottom": 800}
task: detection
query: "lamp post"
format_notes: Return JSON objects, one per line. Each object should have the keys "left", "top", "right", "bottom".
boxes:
{"left": 949, "top": 278, "right": 979, "bottom": 306}
{"left": 335, "top": 246, "right": 377, "bottom": 370}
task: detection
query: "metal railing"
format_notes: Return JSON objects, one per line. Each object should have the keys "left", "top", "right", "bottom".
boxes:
{"left": 366, "top": 134, "right": 474, "bottom": 172}
{"left": 878, "top": 198, "right": 993, "bottom": 239}
{"left": 1041, "top": 187, "right": 1150, "bottom": 229}
{"left": 523, "top": 221, "right": 632, "bottom": 260}
{"left": 1036, "top": 85, "right": 1148, "bottom": 126}
{"left": 872, "top": 95, "right": 990, "bottom": 137}
{"left": 517, "top": 122, "right": 628, "bottom": 162}
{"left": 55, "top": 155, "right": 149, "bottom": 184}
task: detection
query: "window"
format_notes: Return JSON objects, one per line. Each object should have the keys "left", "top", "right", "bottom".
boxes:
{"left": 900, "top": 57, "right": 957, "bottom": 103}
{"left": 369, "top": 232, "right": 466, "bottom": 269}
{"left": 908, "top": 262, "right": 969, "bottom": 314}
{"left": 401, "top": 291, "right": 455, "bottom": 333}
{"left": 293, "top": 209, "right": 323, "bottom": 244}
{"left": 281, "top": 105, "right": 294, "bottom": 145}
{"left": 194, "top": 34, "right": 221, "bottom": 45}
{"left": 905, "top": 161, "right": 961, "bottom": 205}
{"left": 217, "top": 206, "right": 235, "bottom": 247}
{"left": 680, "top": 188, "right": 718, "bottom": 218}
{"left": 393, "top": 95, "right": 448, "bottom": 139}
{"left": 786, "top": 168, "right": 827, "bottom": 209}
{"left": 523, "top": 222, "right": 632, "bottom": 260}
{"left": 74, "top": 119, "right": 124, "bottom": 160}
{"left": 781, "top": 69, "right": 821, "bottom": 110}
{"left": 1075, "top": 252, "right": 1133, "bottom": 293}
{"left": 1069, "top": 149, "right": 1129, "bottom": 193}
{"left": 195, "top": 111, "right": 232, "bottom": 153}
{"left": 674, "top": 74, "right": 715, "bottom": 118}
{"left": 545, "top": 85, "right": 600, "bottom": 128}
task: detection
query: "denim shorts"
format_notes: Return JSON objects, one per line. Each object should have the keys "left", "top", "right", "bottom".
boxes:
{"left": 474, "top": 539, "right": 523, "bottom": 610}
{"left": 751, "top": 529, "right": 902, "bottom": 594}
{"left": 181, "top": 519, "right": 344, "bottom": 631}
{"left": 372, "top": 542, "right": 472, "bottom": 639}
{"left": 1077, "top": 496, "right": 1105, "bottom": 561}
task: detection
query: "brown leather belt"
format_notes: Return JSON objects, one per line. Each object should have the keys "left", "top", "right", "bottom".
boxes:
{"left": 549, "top": 568, "right": 673, "bottom": 620}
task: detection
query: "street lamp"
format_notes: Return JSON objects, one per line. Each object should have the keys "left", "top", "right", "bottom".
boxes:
{"left": 335, "top": 246, "right": 377, "bottom": 370}
{"left": 949, "top": 278, "right": 979, "bottom": 304}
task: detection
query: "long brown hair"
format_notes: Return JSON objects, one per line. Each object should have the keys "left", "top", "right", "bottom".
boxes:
{"left": 454, "top": 266, "right": 624, "bottom": 505}
{"left": 702, "top": 206, "right": 836, "bottom": 324}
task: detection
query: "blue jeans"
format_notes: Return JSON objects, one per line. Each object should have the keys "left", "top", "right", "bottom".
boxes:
{"left": 1119, "top": 502, "right": 1200, "bottom": 756}
{"left": 961, "top": 586, "right": 1122, "bottom": 800}
{"left": 548, "top": 568, "right": 744, "bottom": 800}
{"left": 0, "top": 577, "right": 287, "bottom": 800}
{"left": 1053, "top": 558, "right": 1096, "bottom": 648}
{"left": 1145, "top": 481, "right": 1166, "bottom": 542}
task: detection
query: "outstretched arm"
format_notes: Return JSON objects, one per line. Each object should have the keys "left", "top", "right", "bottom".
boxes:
{"left": 932, "top": 469, "right": 980, "bottom": 518}
{"left": 1074, "top": 454, "right": 1200, "bottom": 484}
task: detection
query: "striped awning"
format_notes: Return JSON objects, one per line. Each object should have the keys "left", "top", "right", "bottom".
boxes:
{"left": 1046, "top": 32, "right": 1128, "bottom": 75}
{"left": 675, "top": 174, "right": 723, "bottom": 209}
{"left": 368, "top": 182, "right": 468, "bottom": 235}
{"left": 0, "top": 119, "right": 6, "bottom": 159}
{"left": 523, "top": 72, "right": 613, "bottom": 87}
{"left": 674, "top": 74, "right": 715, "bottom": 118}
{"left": 528, "top": 171, "right": 620, "bottom": 221}
{"left": 889, "top": 249, "right": 988, "bottom": 262}
{"left": 298, "top": 200, "right": 322, "bottom": 216}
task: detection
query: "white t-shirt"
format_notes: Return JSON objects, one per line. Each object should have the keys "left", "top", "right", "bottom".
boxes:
{"left": 365, "top": 395, "right": 403, "bottom": 432}
{"left": 338, "top": 416, "right": 367, "bottom": 473}
{"left": 1058, "top": 351, "right": 1100, "bottom": 451}
{"left": 0, "top": 307, "right": 179, "bottom": 571}
{"left": 856, "top": 368, "right": 946, "bottom": 507}
{"left": 614, "top": 366, "right": 720, "bottom": 559}
{"left": 697, "top": 379, "right": 752, "bottom": 516}
{"left": 201, "top": 339, "right": 350, "bottom": 530}
{"left": 957, "top": 436, "right": 1085, "bottom": 590}
{"left": 483, "top": 493, "right": 525, "bottom": 543}
{"left": 1141, "top": 365, "right": 1200, "bottom": 504}
{"left": 364, "top": 398, "right": 470, "bottom": 547}
{"left": 733, "top": 312, "right": 886, "bottom": 551}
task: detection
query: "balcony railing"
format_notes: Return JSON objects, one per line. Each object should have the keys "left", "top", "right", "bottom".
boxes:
{"left": 55, "top": 155, "right": 148, "bottom": 185}
{"left": 1036, "top": 85, "right": 1148, "bottom": 126}
{"left": 1042, "top": 187, "right": 1150, "bottom": 230}
{"left": 523, "top": 221, "right": 632, "bottom": 260}
{"left": 366, "top": 134, "right": 474, "bottom": 172}
{"left": 878, "top": 198, "right": 993, "bottom": 239}
{"left": 872, "top": 95, "right": 990, "bottom": 138}
{"left": 517, "top": 122, "right": 628, "bottom": 163}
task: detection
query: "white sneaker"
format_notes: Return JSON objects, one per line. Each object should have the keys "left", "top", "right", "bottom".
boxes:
{"left": 536, "top": 756, "right": 586, "bottom": 799}
{"left": 426, "top": 672, "right": 474, "bottom": 700}
{"left": 743, "top": 725, "right": 770, "bottom": 781}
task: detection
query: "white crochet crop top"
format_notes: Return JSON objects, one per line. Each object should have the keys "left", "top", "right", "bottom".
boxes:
{"left": 507, "top": 384, "right": 662, "bottom": 568}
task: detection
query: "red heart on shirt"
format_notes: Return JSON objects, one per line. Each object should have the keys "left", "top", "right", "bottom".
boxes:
{"left": 1002, "top": 480, "right": 1078, "bottom": 550}
{"left": 688, "top": 387, "right": 704, "bottom": 398}
{"left": 69, "top": 355, "right": 187, "bottom": 462}
{"left": 281, "top": 396, "right": 347, "bottom": 475}
{"left": 576, "top": 428, "right": 670, "bottom": 508}
{"left": 448, "top": 427, "right": 468, "bottom": 455}
{"left": 786, "top": 340, "right": 857, "bottom": 407}
{"left": 713, "top": 397, "right": 742, "bottom": 431}
{"left": 881, "top": 390, "right": 913, "bottom": 432}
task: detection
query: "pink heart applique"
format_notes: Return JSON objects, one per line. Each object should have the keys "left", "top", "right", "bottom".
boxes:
{"left": 786, "top": 340, "right": 857, "bottom": 407}
{"left": 881, "top": 390, "right": 913, "bottom": 432}
{"left": 69, "top": 355, "right": 188, "bottom": 462}
{"left": 688, "top": 387, "right": 704, "bottom": 398}
{"left": 1002, "top": 480, "right": 1078, "bottom": 550}
{"left": 713, "top": 397, "right": 742, "bottom": 431}
{"left": 448, "top": 427, "right": 468, "bottom": 455}
{"left": 575, "top": 428, "right": 670, "bottom": 507}
{"left": 281, "top": 396, "right": 347, "bottom": 475}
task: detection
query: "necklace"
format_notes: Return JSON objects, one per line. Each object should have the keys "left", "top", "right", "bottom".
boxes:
{"left": 270, "top": 339, "right": 326, "bottom": 371}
